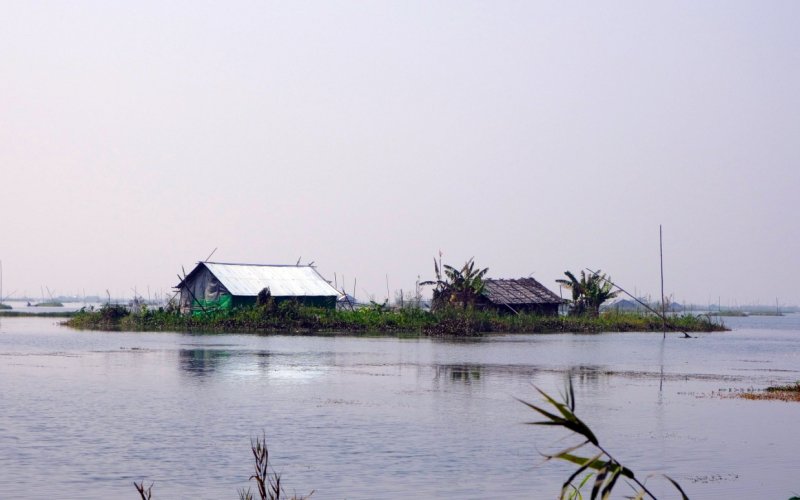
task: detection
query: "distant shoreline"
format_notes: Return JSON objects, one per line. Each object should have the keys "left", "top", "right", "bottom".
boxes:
{"left": 0, "top": 311, "right": 77, "bottom": 318}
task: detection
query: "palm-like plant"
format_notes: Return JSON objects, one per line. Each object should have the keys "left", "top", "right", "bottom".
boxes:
{"left": 556, "top": 271, "right": 587, "bottom": 316}
{"left": 556, "top": 270, "right": 618, "bottom": 317}
{"left": 422, "top": 258, "right": 489, "bottom": 311}
{"left": 583, "top": 272, "right": 618, "bottom": 317}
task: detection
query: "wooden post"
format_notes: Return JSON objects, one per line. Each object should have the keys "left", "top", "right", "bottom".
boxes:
{"left": 586, "top": 268, "right": 693, "bottom": 338}
{"left": 660, "top": 225, "right": 666, "bottom": 340}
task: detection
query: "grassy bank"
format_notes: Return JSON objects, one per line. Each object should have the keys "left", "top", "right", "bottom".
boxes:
{"left": 64, "top": 304, "right": 726, "bottom": 335}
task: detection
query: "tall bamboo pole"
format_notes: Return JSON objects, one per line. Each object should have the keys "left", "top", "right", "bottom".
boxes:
{"left": 660, "top": 225, "right": 666, "bottom": 340}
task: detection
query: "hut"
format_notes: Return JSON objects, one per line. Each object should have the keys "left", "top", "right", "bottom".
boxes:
{"left": 176, "top": 262, "right": 341, "bottom": 314}
{"left": 478, "top": 278, "right": 564, "bottom": 316}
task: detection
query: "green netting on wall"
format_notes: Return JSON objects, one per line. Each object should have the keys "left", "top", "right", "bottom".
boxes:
{"left": 191, "top": 293, "right": 232, "bottom": 316}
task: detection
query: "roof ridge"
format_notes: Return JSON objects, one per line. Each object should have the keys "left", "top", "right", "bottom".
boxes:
{"left": 204, "top": 262, "right": 314, "bottom": 268}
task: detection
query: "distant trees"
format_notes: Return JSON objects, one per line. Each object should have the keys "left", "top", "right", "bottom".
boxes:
{"left": 556, "top": 270, "right": 618, "bottom": 317}
{"left": 422, "top": 258, "right": 489, "bottom": 311}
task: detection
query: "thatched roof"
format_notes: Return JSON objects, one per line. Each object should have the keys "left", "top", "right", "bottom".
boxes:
{"left": 482, "top": 278, "right": 563, "bottom": 306}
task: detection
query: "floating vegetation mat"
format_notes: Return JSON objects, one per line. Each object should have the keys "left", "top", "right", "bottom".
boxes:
{"left": 714, "top": 383, "right": 800, "bottom": 402}
{"left": 739, "top": 382, "right": 800, "bottom": 402}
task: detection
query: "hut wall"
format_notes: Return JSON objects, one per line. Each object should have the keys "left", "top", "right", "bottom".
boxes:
{"left": 478, "top": 299, "right": 560, "bottom": 316}
{"left": 233, "top": 295, "right": 336, "bottom": 309}
{"left": 514, "top": 303, "right": 559, "bottom": 316}
{"left": 179, "top": 267, "right": 232, "bottom": 314}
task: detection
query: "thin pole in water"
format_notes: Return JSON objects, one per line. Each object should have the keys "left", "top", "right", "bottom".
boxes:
{"left": 586, "top": 268, "right": 693, "bottom": 338}
{"left": 660, "top": 225, "right": 666, "bottom": 340}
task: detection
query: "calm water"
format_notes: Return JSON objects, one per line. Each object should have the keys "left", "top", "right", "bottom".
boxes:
{"left": 1, "top": 316, "right": 799, "bottom": 499}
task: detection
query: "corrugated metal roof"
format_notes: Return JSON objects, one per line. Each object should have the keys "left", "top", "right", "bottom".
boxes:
{"left": 203, "top": 262, "right": 341, "bottom": 297}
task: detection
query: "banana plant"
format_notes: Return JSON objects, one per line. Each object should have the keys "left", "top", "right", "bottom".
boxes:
{"left": 556, "top": 270, "right": 618, "bottom": 317}
{"left": 421, "top": 257, "right": 488, "bottom": 311}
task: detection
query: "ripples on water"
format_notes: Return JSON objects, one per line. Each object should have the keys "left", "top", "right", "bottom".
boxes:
{"left": 1, "top": 315, "right": 799, "bottom": 499}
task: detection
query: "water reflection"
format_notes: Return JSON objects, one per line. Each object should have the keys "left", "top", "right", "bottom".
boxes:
{"left": 177, "top": 348, "right": 337, "bottom": 381}
{"left": 179, "top": 349, "right": 234, "bottom": 376}
{"left": 566, "top": 365, "right": 613, "bottom": 388}
{"left": 434, "top": 364, "right": 483, "bottom": 384}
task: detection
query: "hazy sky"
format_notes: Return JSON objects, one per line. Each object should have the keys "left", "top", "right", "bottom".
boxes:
{"left": 1, "top": 1, "right": 798, "bottom": 305}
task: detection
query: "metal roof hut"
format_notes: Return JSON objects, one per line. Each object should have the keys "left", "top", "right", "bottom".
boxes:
{"left": 478, "top": 278, "right": 564, "bottom": 316}
{"left": 176, "top": 262, "right": 341, "bottom": 314}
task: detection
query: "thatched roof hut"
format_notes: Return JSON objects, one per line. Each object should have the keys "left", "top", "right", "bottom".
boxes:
{"left": 479, "top": 278, "right": 563, "bottom": 315}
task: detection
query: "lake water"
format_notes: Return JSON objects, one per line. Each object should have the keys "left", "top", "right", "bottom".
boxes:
{"left": 1, "top": 315, "right": 798, "bottom": 499}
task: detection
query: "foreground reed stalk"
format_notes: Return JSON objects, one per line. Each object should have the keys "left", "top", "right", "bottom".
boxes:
{"left": 239, "top": 433, "right": 313, "bottom": 500}
{"left": 133, "top": 481, "right": 153, "bottom": 500}
{"left": 133, "top": 435, "right": 312, "bottom": 500}
{"left": 520, "top": 381, "right": 689, "bottom": 500}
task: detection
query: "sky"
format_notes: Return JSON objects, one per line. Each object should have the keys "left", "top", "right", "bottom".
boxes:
{"left": 1, "top": 1, "right": 798, "bottom": 306}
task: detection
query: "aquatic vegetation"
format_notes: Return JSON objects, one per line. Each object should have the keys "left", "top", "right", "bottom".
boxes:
{"left": 520, "top": 381, "right": 689, "bottom": 499}
{"left": 64, "top": 302, "right": 725, "bottom": 335}
{"left": 133, "top": 434, "right": 311, "bottom": 500}
{"left": 133, "top": 480, "right": 153, "bottom": 499}
{"left": 735, "top": 382, "right": 800, "bottom": 402}
{"left": 239, "top": 433, "right": 313, "bottom": 500}
{"left": 765, "top": 382, "right": 800, "bottom": 392}
{"left": 0, "top": 310, "right": 75, "bottom": 318}
{"left": 33, "top": 301, "right": 64, "bottom": 307}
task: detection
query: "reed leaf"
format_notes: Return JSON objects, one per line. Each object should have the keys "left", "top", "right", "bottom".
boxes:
{"left": 545, "top": 440, "right": 592, "bottom": 462}
{"left": 522, "top": 382, "right": 687, "bottom": 500}
{"left": 662, "top": 475, "right": 690, "bottom": 500}
{"left": 553, "top": 453, "right": 609, "bottom": 471}
{"left": 590, "top": 464, "right": 610, "bottom": 499}
{"left": 561, "top": 452, "right": 604, "bottom": 499}
{"left": 600, "top": 467, "right": 622, "bottom": 500}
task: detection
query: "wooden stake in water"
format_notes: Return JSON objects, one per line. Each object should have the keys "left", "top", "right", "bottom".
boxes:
{"left": 660, "top": 225, "right": 666, "bottom": 339}
{"left": 586, "top": 269, "right": 693, "bottom": 338}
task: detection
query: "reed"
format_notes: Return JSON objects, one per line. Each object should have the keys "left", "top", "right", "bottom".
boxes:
{"left": 520, "top": 381, "right": 689, "bottom": 499}
{"left": 239, "top": 433, "right": 313, "bottom": 500}
{"left": 133, "top": 434, "right": 311, "bottom": 500}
